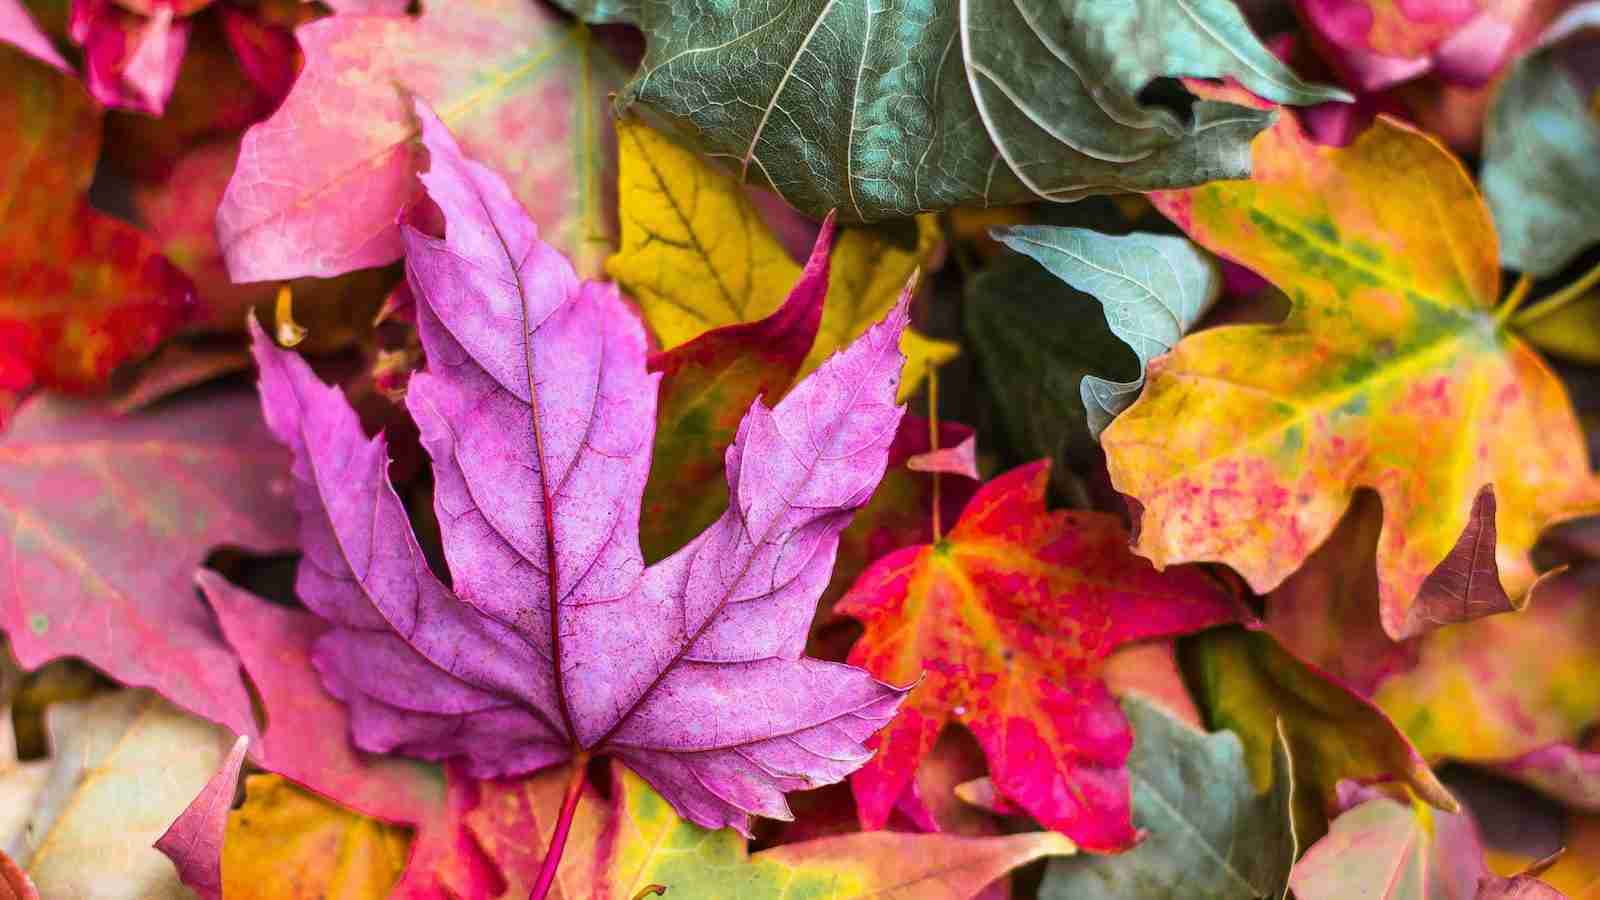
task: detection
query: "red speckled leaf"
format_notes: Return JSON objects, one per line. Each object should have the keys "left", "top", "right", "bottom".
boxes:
{"left": 1, "top": 48, "right": 194, "bottom": 419}
{"left": 216, "top": 0, "right": 625, "bottom": 282}
{"left": 0, "top": 390, "right": 294, "bottom": 740}
{"left": 838, "top": 461, "right": 1246, "bottom": 851}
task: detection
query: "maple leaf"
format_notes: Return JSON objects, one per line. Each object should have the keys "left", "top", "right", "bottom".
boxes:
{"left": 0, "top": 390, "right": 295, "bottom": 742}
{"left": 1106, "top": 85, "right": 1600, "bottom": 640}
{"left": 837, "top": 461, "right": 1246, "bottom": 851}
{"left": 216, "top": 0, "right": 625, "bottom": 282}
{"left": 465, "top": 759, "right": 1075, "bottom": 898}
{"left": 1, "top": 48, "right": 195, "bottom": 420}
{"left": 250, "top": 99, "right": 911, "bottom": 835}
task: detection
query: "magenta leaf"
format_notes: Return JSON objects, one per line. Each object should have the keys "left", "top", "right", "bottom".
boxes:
{"left": 249, "top": 99, "right": 911, "bottom": 833}
{"left": 155, "top": 734, "right": 248, "bottom": 900}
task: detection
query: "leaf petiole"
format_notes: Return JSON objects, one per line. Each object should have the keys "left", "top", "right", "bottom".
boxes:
{"left": 1510, "top": 259, "right": 1600, "bottom": 329}
{"left": 1494, "top": 274, "right": 1534, "bottom": 326}
{"left": 529, "top": 754, "right": 591, "bottom": 900}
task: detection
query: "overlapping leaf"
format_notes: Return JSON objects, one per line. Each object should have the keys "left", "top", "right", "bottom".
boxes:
{"left": 217, "top": 0, "right": 625, "bottom": 282}
{"left": 1038, "top": 697, "right": 1297, "bottom": 900}
{"left": 0, "top": 390, "right": 295, "bottom": 740}
{"left": 1109, "top": 85, "right": 1600, "bottom": 639}
{"left": 252, "top": 100, "right": 910, "bottom": 833}
{"left": 222, "top": 776, "right": 411, "bottom": 900}
{"left": 557, "top": 0, "right": 1343, "bottom": 220}
{"left": 1, "top": 47, "right": 195, "bottom": 421}
{"left": 607, "top": 118, "right": 952, "bottom": 392}
{"left": 839, "top": 461, "right": 1245, "bottom": 851}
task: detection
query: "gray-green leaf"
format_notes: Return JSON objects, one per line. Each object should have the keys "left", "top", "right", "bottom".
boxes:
{"left": 564, "top": 0, "right": 1347, "bottom": 221}
{"left": 1039, "top": 697, "right": 1297, "bottom": 900}
{"left": 1482, "top": 4, "right": 1600, "bottom": 277}
{"left": 994, "top": 226, "right": 1219, "bottom": 438}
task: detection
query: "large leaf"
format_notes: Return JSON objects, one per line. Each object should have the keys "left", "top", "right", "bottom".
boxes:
{"left": 3, "top": 690, "right": 232, "bottom": 899}
{"left": 557, "top": 0, "right": 1343, "bottom": 221}
{"left": 992, "top": 226, "right": 1219, "bottom": 438}
{"left": 1039, "top": 697, "right": 1296, "bottom": 900}
{"left": 838, "top": 461, "right": 1245, "bottom": 851}
{"left": 216, "top": 0, "right": 625, "bottom": 282}
{"left": 250, "top": 101, "right": 910, "bottom": 833}
{"left": 0, "top": 390, "right": 296, "bottom": 740}
{"left": 1108, "top": 86, "right": 1600, "bottom": 640}
{"left": 467, "top": 759, "right": 1075, "bottom": 898}
{"left": 1, "top": 46, "right": 194, "bottom": 421}
{"left": 607, "top": 118, "right": 950, "bottom": 392}
{"left": 1183, "top": 628, "right": 1454, "bottom": 843}
{"left": 1482, "top": 5, "right": 1600, "bottom": 278}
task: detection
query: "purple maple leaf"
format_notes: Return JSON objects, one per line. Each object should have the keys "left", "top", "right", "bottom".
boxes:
{"left": 250, "top": 99, "right": 911, "bottom": 832}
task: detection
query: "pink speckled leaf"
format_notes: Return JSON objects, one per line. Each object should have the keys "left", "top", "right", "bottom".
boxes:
{"left": 216, "top": 0, "right": 623, "bottom": 282}
{"left": 156, "top": 735, "right": 248, "bottom": 900}
{"left": 70, "top": 0, "right": 189, "bottom": 114}
{"left": 838, "top": 461, "right": 1247, "bottom": 851}
{"left": 0, "top": 391, "right": 295, "bottom": 741}
{"left": 905, "top": 434, "right": 978, "bottom": 480}
{"left": 250, "top": 100, "right": 910, "bottom": 835}
{"left": 1, "top": 0, "right": 68, "bottom": 69}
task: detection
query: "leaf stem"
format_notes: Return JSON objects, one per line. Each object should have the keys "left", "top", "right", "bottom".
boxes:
{"left": 1495, "top": 274, "right": 1535, "bottom": 326}
{"left": 927, "top": 367, "right": 942, "bottom": 543}
{"left": 1511, "top": 259, "right": 1600, "bottom": 328}
{"left": 631, "top": 887, "right": 668, "bottom": 899}
{"left": 529, "top": 755, "right": 590, "bottom": 900}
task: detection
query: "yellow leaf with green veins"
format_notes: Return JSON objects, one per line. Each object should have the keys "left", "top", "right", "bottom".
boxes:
{"left": 1106, "top": 85, "right": 1600, "bottom": 640}
{"left": 607, "top": 119, "right": 948, "bottom": 398}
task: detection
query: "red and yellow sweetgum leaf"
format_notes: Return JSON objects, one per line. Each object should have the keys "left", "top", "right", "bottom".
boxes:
{"left": 1183, "top": 627, "right": 1455, "bottom": 844}
{"left": 1109, "top": 85, "right": 1600, "bottom": 640}
{"left": 0, "top": 392, "right": 294, "bottom": 741}
{"left": 216, "top": 0, "right": 625, "bottom": 282}
{"left": 1, "top": 47, "right": 195, "bottom": 418}
{"left": 838, "top": 461, "right": 1247, "bottom": 852}
{"left": 465, "top": 760, "right": 1074, "bottom": 898}
{"left": 222, "top": 776, "right": 411, "bottom": 900}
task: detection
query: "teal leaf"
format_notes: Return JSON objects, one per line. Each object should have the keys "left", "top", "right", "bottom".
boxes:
{"left": 1482, "top": 5, "right": 1600, "bottom": 277}
{"left": 1039, "top": 697, "right": 1297, "bottom": 900}
{"left": 994, "top": 226, "right": 1220, "bottom": 438}
{"left": 563, "top": 0, "right": 1348, "bottom": 221}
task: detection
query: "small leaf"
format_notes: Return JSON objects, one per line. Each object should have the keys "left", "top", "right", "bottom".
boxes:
{"left": 156, "top": 735, "right": 248, "bottom": 900}
{"left": 0, "top": 0, "right": 69, "bottom": 69}
{"left": 1039, "top": 697, "right": 1296, "bottom": 900}
{"left": 839, "top": 461, "right": 1246, "bottom": 851}
{"left": 992, "top": 226, "right": 1219, "bottom": 438}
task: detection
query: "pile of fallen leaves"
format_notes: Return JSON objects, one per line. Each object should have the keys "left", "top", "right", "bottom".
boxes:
{"left": 6, "top": 0, "right": 1600, "bottom": 896}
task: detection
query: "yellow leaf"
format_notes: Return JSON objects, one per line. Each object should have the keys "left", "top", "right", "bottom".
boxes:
{"left": 223, "top": 775, "right": 410, "bottom": 900}
{"left": 608, "top": 119, "right": 949, "bottom": 394}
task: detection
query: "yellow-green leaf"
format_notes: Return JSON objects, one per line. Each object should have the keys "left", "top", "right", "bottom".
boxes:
{"left": 222, "top": 775, "right": 410, "bottom": 900}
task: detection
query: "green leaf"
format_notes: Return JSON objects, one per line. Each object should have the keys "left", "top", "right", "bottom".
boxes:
{"left": 557, "top": 0, "right": 1347, "bottom": 221}
{"left": 965, "top": 254, "right": 1137, "bottom": 476}
{"left": 994, "top": 226, "right": 1219, "bottom": 437}
{"left": 1482, "top": 6, "right": 1600, "bottom": 277}
{"left": 1039, "top": 696, "right": 1297, "bottom": 900}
